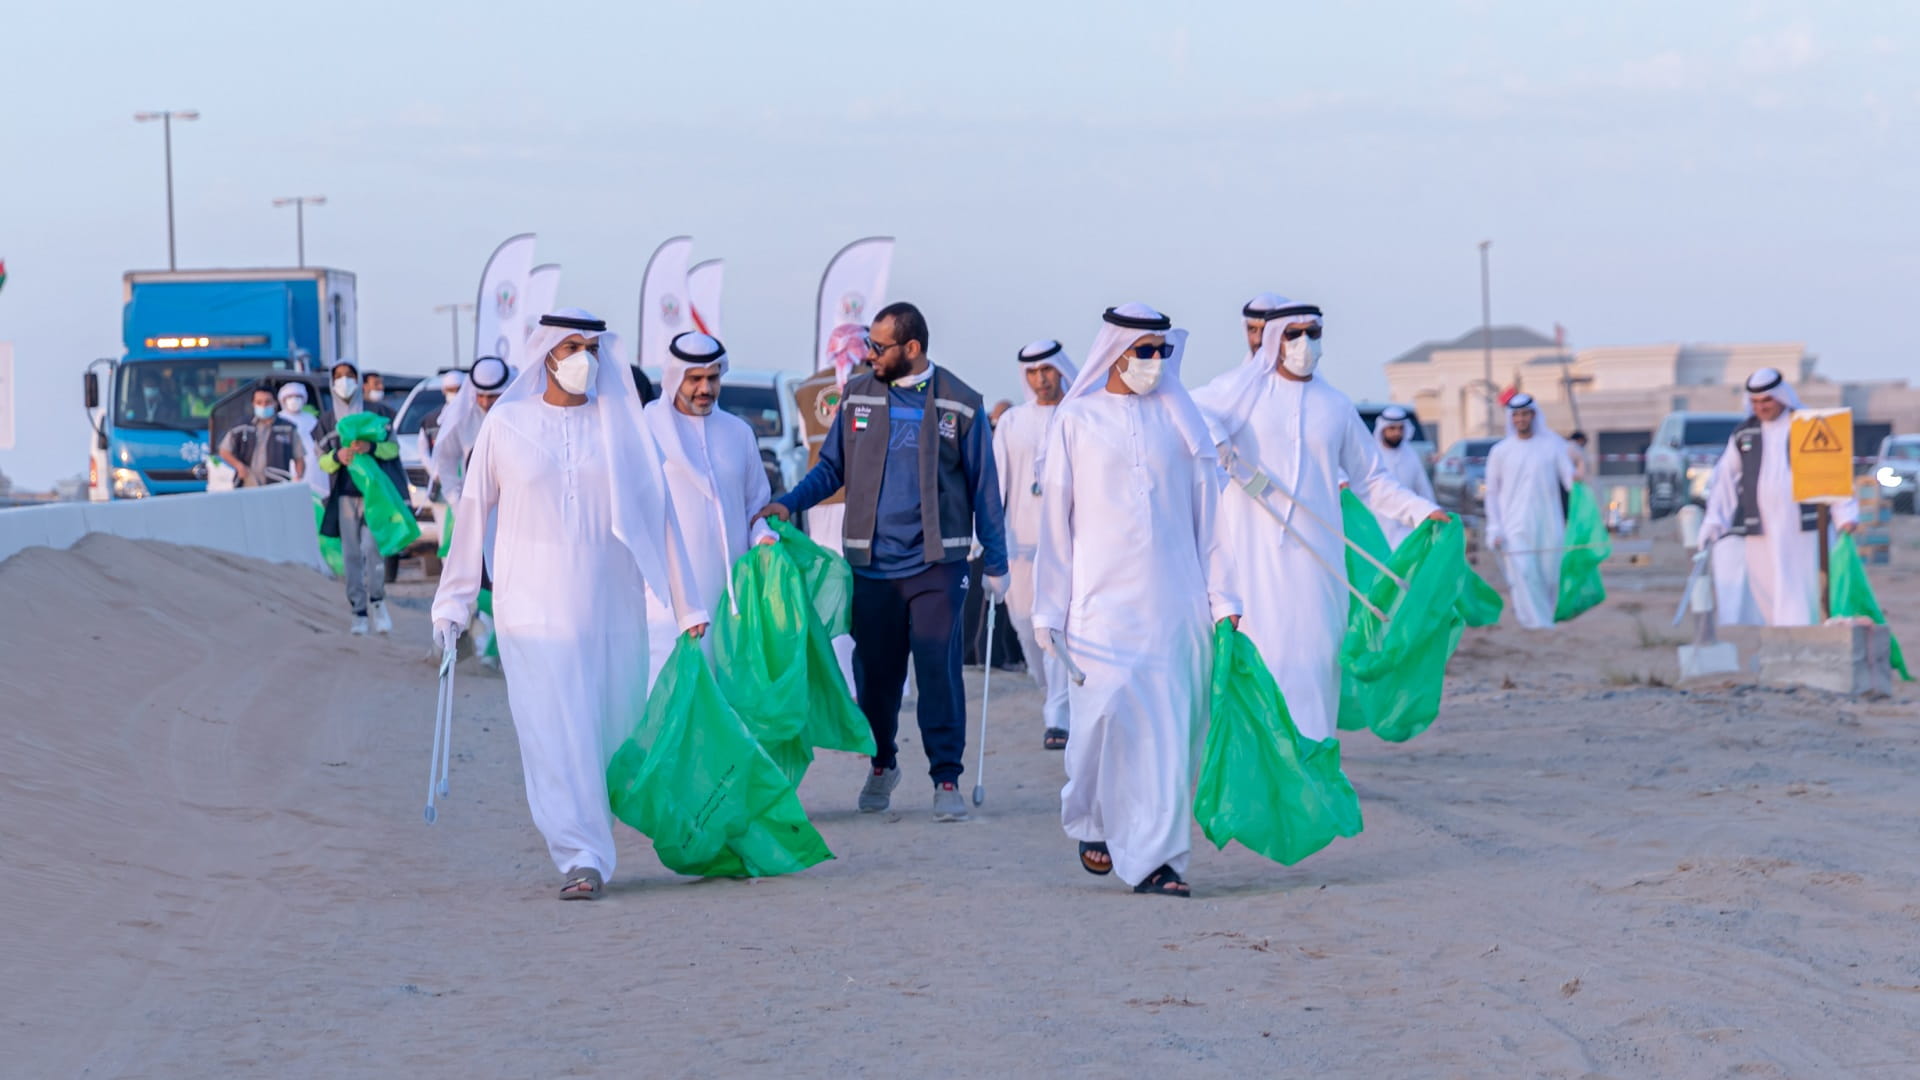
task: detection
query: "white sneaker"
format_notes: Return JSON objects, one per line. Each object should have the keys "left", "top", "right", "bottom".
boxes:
{"left": 350, "top": 615, "right": 369, "bottom": 636}
{"left": 371, "top": 600, "right": 393, "bottom": 635}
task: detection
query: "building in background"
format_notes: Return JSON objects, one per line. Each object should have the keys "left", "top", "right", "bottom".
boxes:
{"left": 1384, "top": 326, "right": 1920, "bottom": 480}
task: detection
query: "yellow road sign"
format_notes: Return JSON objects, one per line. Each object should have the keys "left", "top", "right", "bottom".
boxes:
{"left": 1791, "top": 407, "right": 1854, "bottom": 502}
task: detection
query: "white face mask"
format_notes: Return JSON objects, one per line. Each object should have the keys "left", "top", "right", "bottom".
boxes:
{"left": 1118, "top": 354, "right": 1164, "bottom": 396}
{"left": 253, "top": 404, "right": 278, "bottom": 420}
{"left": 551, "top": 351, "right": 598, "bottom": 396}
{"left": 365, "top": 387, "right": 385, "bottom": 403}
{"left": 332, "top": 376, "right": 359, "bottom": 400}
{"left": 1281, "top": 333, "right": 1322, "bottom": 378}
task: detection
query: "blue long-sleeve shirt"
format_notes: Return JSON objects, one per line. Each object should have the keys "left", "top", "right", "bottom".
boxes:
{"left": 778, "top": 371, "right": 1008, "bottom": 581}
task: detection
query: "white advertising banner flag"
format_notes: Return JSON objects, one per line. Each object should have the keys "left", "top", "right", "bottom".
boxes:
{"left": 472, "top": 233, "right": 537, "bottom": 365}
{"left": 638, "top": 236, "right": 695, "bottom": 376}
{"left": 814, "top": 237, "right": 893, "bottom": 382}
{"left": 0, "top": 341, "right": 14, "bottom": 450}
{"left": 526, "top": 263, "right": 562, "bottom": 328}
{"left": 688, "top": 259, "right": 724, "bottom": 341}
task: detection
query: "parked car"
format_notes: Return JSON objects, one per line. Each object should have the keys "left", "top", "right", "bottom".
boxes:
{"left": 646, "top": 367, "right": 807, "bottom": 496}
{"left": 1432, "top": 437, "right": 1499, "bottom": 519}
{"left": 391, "top": 380, "right": 447, "bottom": 550}
{"left": 1645, "top": 410, "right": 1744, "bottom": 518}
{"left": 1354, "top": 401, "right": 1436, "bottom": 469}
{"left": 1876, "top": 433, "right": 1920, "bottom": 513}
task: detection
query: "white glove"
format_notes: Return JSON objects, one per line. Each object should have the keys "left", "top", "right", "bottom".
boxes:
{"left": 433, "top": 619, "right": 463, "bottom": 655}
{"left": 1696, "top": 524, "right": 1723, "bottom": 551}
{"left": 984, "top": 573, "right": 1010, "bottom": 602}
{"left": 1215, "top": 441, "right": 1240, "bottom": 475}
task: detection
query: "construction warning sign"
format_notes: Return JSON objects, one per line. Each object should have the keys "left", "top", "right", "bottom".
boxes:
{"left": 1791, "top": 407, "right": 1854, "bottom": 502}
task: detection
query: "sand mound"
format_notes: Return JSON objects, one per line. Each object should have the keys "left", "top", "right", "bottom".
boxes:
{"left": 1, "top": 537, "right": 433, "bottom": 1076}
{"left": 5, "top": 526, "right": 1918, "bottom": 1076}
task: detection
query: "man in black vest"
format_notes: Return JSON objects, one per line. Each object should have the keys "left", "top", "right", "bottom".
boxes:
{"left": 1698, "top": 367, "right": 1859, "bottom": 625}
{"left": 759, "top": 302, "right": 1009, "bottom": 821}
{"left": 216, "top": 386, "right": 307, "bottom": 487}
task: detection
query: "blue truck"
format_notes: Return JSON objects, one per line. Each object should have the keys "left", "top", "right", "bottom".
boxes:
{"left": 84, "top": 267, "right": 357, "bottom": 499}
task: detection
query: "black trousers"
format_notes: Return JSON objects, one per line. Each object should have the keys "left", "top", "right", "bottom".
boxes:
{"left": 850, "top": 561, "right": 969, "bottom": 784}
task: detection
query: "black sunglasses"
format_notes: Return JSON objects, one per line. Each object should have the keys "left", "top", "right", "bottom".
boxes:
{"left": 1127, "top": 343, "right": 1174, "bottom": 360}
{"left": 864, "top": 336, "right": 903, "bottom": 356}
{"left": 1282, "top": 325, "right": 1324, "bottom": 341}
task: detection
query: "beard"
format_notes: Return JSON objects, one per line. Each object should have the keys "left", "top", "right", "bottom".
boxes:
{"left": 680, "top": 394, "right": 716, "bottom": 416}
{"left": 1381, "top": 433, "right": 1404, "bottom": 449}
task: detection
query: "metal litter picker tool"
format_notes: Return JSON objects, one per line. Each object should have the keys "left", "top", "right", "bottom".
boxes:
{"left": 972, "top": 602, "right": 996, "bottom": 807}
{"left": 1232, "top": 466, "right": 1393, "bottom": 624}
{"left": 424, "top": 645, "right": 455, "bottom": 824}
{"left": 1047, "top": 629, "right": 1088, "bottom": 685}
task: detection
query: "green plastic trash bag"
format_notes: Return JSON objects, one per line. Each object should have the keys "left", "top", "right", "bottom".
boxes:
{"left": 1830, "top": 534, "right": 1911, "bottom": 680}
{"left": 475, "top": 587, "right": 498, "bottom": 659}
{"left": 768, "top": 518, "right": 852, "bottom": 636}
{"left": 1196, "top": 621, "right": 1363, "bottom": 865}
{"left": 606, "top": 638, "right": 833, "bottom": 877}
{"left": 314, "top": 495, "right": 344, "bottom": 578}
{"left": 335, "top": 412, "right": 421, "bottom": 558}
{"left": 1337, "top": 491, "right": 1396, "bottom": 732}
{"left": 1553, "top": 481, "right": 1610, "bottom": 623}
{"left": 712, "top": 541, "right": 875, "bottom": 784}
{"left": 1340, "top": 489, "right": 1393, "bottom": 597}
{"left": 1458, "top": 563, "right": 1504, "bottom": 627}
{"left": 436, "top": 503, "right": 454, "bottom": 560}
{"left": 1340, "top": 518, "right": 1468, "bottom": 742}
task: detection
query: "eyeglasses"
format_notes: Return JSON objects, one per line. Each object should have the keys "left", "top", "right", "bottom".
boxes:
{"left": 1282, "top": 325, "right": 1323, "bottom": 341}
{"left": 1127, "top": 343, "right": 1174, "bottom": 360}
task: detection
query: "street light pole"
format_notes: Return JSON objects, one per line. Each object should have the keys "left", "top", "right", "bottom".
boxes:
{"left": 272, "top": 196, "right": 327, "bottom": 267}
{"left": 432, "top": 304, "right": 474, "bottom": 368}
{"left": 1479, "top": 240, "right": 1494, "bottom": 435}
{"left": 134, "top": 110, "right": 200, "bottom": 270}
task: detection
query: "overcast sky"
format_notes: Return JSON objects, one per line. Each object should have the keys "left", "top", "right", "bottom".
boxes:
{"left": 1, "top": 0, "right": 1915, "bottom": 487}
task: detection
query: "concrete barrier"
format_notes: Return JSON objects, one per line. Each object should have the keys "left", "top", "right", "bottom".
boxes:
{"left": 1754, "top": 624, "right": 1894, "bottom": 697}
{"left": 0, "top": 485, "right": 323, "bottom": 570}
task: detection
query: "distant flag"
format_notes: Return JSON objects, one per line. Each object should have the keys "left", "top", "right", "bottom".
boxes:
{"left": 1554, "top": 322, "right": 1566, "bottom": 349}
{"left": 0, "top": 258, "right": 8, "bottom": 295}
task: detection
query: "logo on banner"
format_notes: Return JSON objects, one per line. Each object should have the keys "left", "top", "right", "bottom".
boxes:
{"left": 495, "top": 334, "right": 511, "bottom": 359}
{"left": 495, "top": 282, "right": 518, "bottom": 320}
{"left": 816, "top": 387, "right": 844, "bottom": 425}
{"left": 839, "top": 292, "right": 866, "bottom": 321}
{"left": 825, "top": 322, "right": 868, "bottom": 374}
{"left": 660, "top": 294, "right": 683, "bottom": 327}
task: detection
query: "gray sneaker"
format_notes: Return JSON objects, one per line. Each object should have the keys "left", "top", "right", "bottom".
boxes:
{"left": 933, "top": 782, "right": 970, "bottom": 822}
{"left": 858, "top": 766, "right": 901, "bottom": 813}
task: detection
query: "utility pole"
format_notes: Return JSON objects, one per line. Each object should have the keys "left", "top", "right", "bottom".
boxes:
{"left": 433, "top": 304, "right": 474, "bottom": 369}
{"left": 272, "top": 196, "right": 327, "bottom": 267}
{"left": 1479, "top": 240, "right": 1495, "bottom": 435}
{"left": 133, "top": 110, "right": 200, "bottom": 270}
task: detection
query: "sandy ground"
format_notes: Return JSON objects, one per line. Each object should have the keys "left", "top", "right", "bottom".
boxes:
{"left": 4, "top": 522, "right": 1919, "bottom": 1079}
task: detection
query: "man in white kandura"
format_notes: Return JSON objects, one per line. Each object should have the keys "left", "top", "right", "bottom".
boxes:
{"left": 1484, "top": 392, "right": 1576, "bottom": 630}
{"left": 432, "top": 310, "right": 707, "bottom": 901}
{"left": 1193, "top": 297, "right": 1445, "bottom": 742}
{"left": 992, "top": 338, "right": 1078, "bottom": 751}
{"left": 431, "top": 356, "right": 513, "bottom": 507}
{"left": 1366, "top": 405, "right": 1437, "bottom": 549}
{"left": 1698, "top": 368, "right": 1858, "bottom": 626}
{"left": 1032, "top": 304, "right": 1241, "bottom": 899}
{"left": 642, "top": 331, "right": 774, "bottom": 688}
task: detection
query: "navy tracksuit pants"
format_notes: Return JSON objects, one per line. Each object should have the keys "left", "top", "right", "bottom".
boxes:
{"left": 850, "top": 561, "right": 969, "bottom": 784}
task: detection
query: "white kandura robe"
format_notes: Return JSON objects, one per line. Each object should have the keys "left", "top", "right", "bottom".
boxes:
{"left": 1699, "top": 417, "right": 1857, "bottom": 626}
{"left": 432, "top": 398, "right": 655, "bottom": 880}
{"left": 1197, "top": 374, "right": 1437, "bottom": 743}
{"left": 993, "top": 400, "right": 1071, "bottom": 732}
{"left": 1031, "top": 391, "right": 1239, "bottom": 888}
{"left": 1368, "top": 438, "right": 1436, "bottom": 549}
{"left": 1485, "top": 434, "right": 1576, "bottom": 630}
{"left": 642, "top": 402, "right": 772, "bottom": 688}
